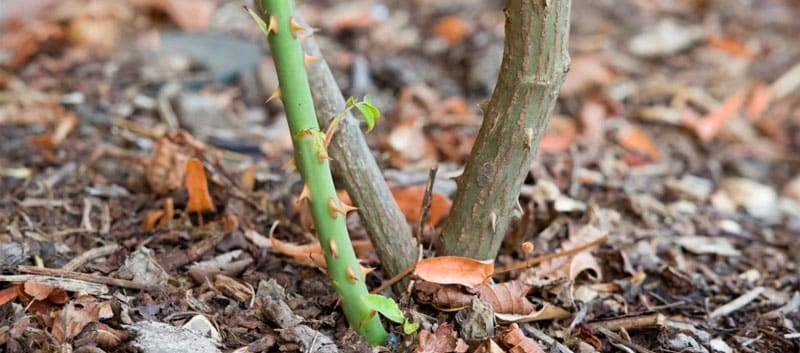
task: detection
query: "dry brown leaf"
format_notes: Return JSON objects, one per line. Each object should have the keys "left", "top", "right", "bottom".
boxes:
{"left": 185, "top": 158, "right": 216, "bottom": 214}
{"left": 579, "top": 99, "right": 607, "bottom": 148}
{"left": 616, "top": 124, "right": 661, "bottom": 162}
{"left": 146, "top": 137, "right": 189, "bottom": 194}
{"left": 494, "top": 302, "right": 570, "bottom": 323}
{"left": 270, "top": 237, "right": 374, "bottom": 273}
{"left": 130, "top": 0, "right": 216, "bottom": 32}
{"left": 392, "top": 186, "right": 452, "bottom": 226}
{"left": 527, "top": 226, "right": 605, "bottom": 282}
{"left": 223, "top": 214, "right": 239, "bottom": 234}
{"left": 415, "top": 281, "right": 570, "bottom": 322}
{"left": 432, "top": 15, "right": 473, "bottom": 45}
{"left": 681, "top": 91, "right": 746, "bottom": 142}
{"left": 746, "top": 83, "right": 772, "bottom": 122}
{"left": 414, "top": 256, "right": 494, "bottom": 288}
{"left": 140, "top": 210, "right": 164, "bottom": 231}
{"left": 67, "top": 16, "right": 120, "bottom": 49}
{"left": 707, "top": 35, "right": 754, "bottom": 59}
{"left": 560, "top": 56, "right": 616, "bottom": 97}
{"left": 416, "top": 323, "right": 469, "bottom": 353}
{"left": 241, "top": 164, "right": 256, "bottom": 191}
{"left": 24, "top": 282, "right": 55, "bottom": 301}
{"left": 385, "top": 117, "right": 436, "bottom": 167}
{"left": 539, "top": 115, "right": 577, "bottom": 153}
{"left": 0, "top": 285, "right": 20, "bottom": 305}
{"left": 51, "top": 296, "right": 113, "bottom": 343}
{"left": 502, "top": 324, "right": 545, "bottom": 353}
{"left": 160, "top": 198, "right": 174, "bottom": 228}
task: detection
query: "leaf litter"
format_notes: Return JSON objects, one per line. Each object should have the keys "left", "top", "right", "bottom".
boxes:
{"left": 2, "top": 0, "right": 800, "bottom": 352}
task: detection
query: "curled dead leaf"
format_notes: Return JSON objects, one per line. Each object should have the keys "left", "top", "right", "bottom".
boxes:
{"left": 51, "top": 296, "right": 113, "bottom": 343}
{"left": 269, "top": 237, "right": 374, "bottom": 274}
{"left": 416, "top": 323, "right": 469, "bottom": 353}
{"left": 526, "top": 225, "right": 605, "bottom": 283}
{"left": 414, "top": 256, "right": 494, "bottom": 288}
{"left": 185, "top": 158, "right": 216, "bottom": 214}
{"left": 502, "top": 324, "right": 545, "bottom": 353}
{"left": 146, "top": 137, "right": 189, "bottom": 194}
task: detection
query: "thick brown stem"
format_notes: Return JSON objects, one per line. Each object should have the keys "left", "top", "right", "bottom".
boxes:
{"left": 301, "top": 37, "right": 419, "bottom": 285}
{"left": 436, "top": 0, "right": 571, "bottom": 260}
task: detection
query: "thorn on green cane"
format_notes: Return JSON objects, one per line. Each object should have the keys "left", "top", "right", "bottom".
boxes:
{"left": 303, "top": 53, "right": 321, "bottom": 66}
{"left": 317, "top": 150, "right": 332, "bottom": 163}
{"left": 346, "top": 266, "right": 358, "bottom": 283}
{"left": 298, "top": 32, "right": 313, "bottom": 41}
{"left": 267, "top": 14, "right": 279, "bottom": 34}
{"left": 266, "top": 88, "right": 281, "bottom": 103}
{"left": 297, "top": 183, "right": 311, "bottom": 204}
{"left": 327, "top": 198, "right": 358, "bottom": 218}
{"left": 289, "top": 16, "right": 305, "bottom": 37}
{"left": 328, "top": 238, "right": 338, "bottom": 258}
{"left": 283, "top": 158, "right": 297, "bottom": 173}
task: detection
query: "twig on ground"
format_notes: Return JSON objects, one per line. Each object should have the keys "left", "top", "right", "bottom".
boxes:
{"left": 587, "top": 313, "right": 666, "bottom": 332}
{"left": 61, "top": 244, "right": 120, "bottom": 271}
{"left": 371, "top": 262, "right": 417, "bottom": 294}
{"left": 0, "top": 274, "right": 109, "bottom": 295}
{"left": 493, "top": 234, "right": 609, "bottom": 275}
{"left": 16, "top": 265, "right": 158, "bottom": 292}
{"left": 709, "top": 286, "right": 765, "bottom": 319}
{"left": 419, "top": 166, "right": 438, "bottom": 244}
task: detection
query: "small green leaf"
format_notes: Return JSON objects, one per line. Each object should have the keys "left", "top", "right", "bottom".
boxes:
{"left": 245, "top": 7, "right": 270, "bottom": 36}
{"left": 402, "top": 320, "right": 419, "bottom": 334}
{"left": 354, "top": 100, "right": 380, "bottom": 132}
{"left": 345, "top": 96, "right": 356, "bottom": 108}
{"left": 362, "top": 294, "right": 404, "bottom": 324}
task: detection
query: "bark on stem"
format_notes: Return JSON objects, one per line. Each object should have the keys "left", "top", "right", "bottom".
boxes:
{"left": 302, "top": 37, "right": 419, "bottom": 285}
{"left": 436, "top": 0, "right": 571, "bottom": 260}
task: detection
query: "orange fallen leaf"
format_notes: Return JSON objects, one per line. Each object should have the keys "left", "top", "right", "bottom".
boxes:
{"left": 185, "top": 158, "right": 216, "bottom": 214}
{"left": 24, "top": 282, "right": 55, "bottom": 301}
{"left": 0, "top": 285, "right": 20, "bottom": 305}
{"left": 682, "top": 91, "right": 746, "bottom": 142}
{"left": 223, "top": 214, "right": 239, "bottom": 234}
{"left": 707, "top": 35, "right": 754, "bottom": 59}
{"left": 241, "top": 164, "right": 256, "bottom": 191}
{"left": 414, "top": 256, "right": 494, "bottom": 288}
{"left": 746, "top": 83, "right": 772, "bottom": 122}
{"left": 392, "top": 186, "right": 452, "bottom": 227}
{"left": 432, "top": 15, "right": 473, "bottom": 45}
{"left": 539, "top": 115, "right": 578, "bottom": 153}
{"left": 616, "top": 124, "right": 661, "bottom": 162}
{"left": 270, "top": 237, "right": 374, "bottom": 272}
{"left": 140, "top": 210, "right": 164, "bottom": 231}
